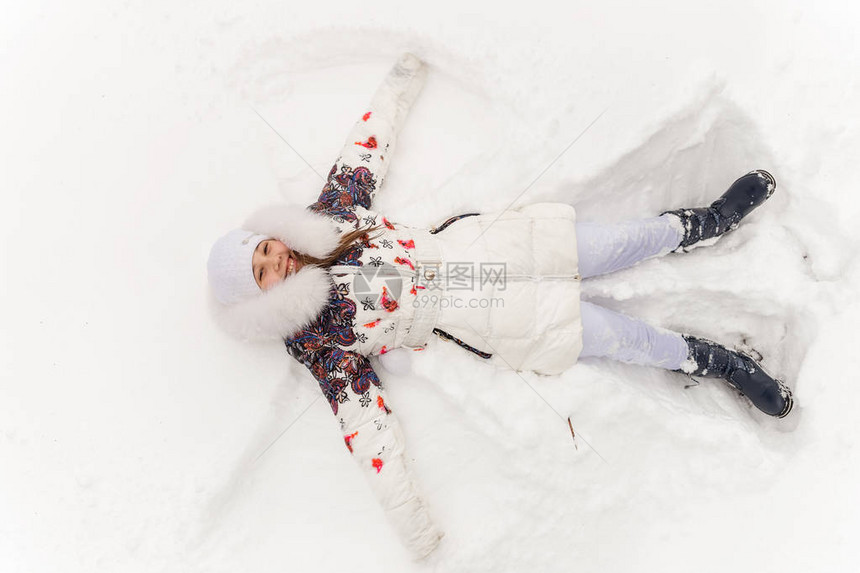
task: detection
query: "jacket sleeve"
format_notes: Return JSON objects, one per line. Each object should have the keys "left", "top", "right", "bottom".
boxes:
{"left": 286, "top": 338, "right": 444, "bottom": 559}
{"left": 309, "top": 53, "right": 427, "bottom": 217}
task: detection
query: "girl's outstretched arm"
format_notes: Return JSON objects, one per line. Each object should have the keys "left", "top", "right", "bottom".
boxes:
{"left": 285, "top": 338, "right": 444, "bottom": 559}
{"left": 309, "top": 53, "right": 427, "bottom": 221}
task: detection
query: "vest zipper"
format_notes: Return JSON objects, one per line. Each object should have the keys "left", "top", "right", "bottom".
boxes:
{"left": 432, "top": 327, "right": 493, "bottom": 359}
{"left": 429, "top": 212, "right": 481, "bottom": 234}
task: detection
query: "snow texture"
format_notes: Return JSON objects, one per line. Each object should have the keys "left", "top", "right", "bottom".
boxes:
{"left": 2, "top": 2, "right": 860, "bottom": 572}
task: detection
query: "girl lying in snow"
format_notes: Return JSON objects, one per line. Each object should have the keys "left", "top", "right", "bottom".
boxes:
{"left": 206, "top": 53, "right": 794, "bottom": 559}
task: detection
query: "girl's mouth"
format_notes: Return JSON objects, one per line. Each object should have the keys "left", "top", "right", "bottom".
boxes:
{"left": 286, "top": 256, "right": 295, "bottom": 276}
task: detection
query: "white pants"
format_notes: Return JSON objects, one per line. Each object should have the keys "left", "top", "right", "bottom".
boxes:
{"left": 576, "top": 215, "right": 689, "bottom": 370}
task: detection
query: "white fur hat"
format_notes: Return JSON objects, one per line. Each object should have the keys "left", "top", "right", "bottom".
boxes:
{"left": 206, "top": 203, "right": 346, "bottom": 342}
{"left": 207, "top": 229, "right": 269, "bottom": 305}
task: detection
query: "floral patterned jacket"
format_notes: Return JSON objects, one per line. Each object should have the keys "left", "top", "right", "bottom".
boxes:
{"left": 283, "top": 54, "right": 444, "bottom": 559}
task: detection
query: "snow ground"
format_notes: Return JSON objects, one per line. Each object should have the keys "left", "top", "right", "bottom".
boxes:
{"left": 2, "top": 1, "right": 859, "bottom": 572}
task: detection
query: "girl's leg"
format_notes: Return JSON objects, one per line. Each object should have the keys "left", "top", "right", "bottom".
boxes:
{"left": 575, "top": 170, "right": 778, "bottom": 278}
{"left": 575, "top": 215, "right": 683, "bottom": 279}
{"left": 578, "top": 300, "right": 688, "bottom": 370}
{"left": 578, "top": 300, "right": 794, "bottom": 417}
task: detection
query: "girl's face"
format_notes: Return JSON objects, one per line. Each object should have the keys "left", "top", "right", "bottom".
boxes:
{"left": 252, "top": 239, "right": 304, "bottom": 291}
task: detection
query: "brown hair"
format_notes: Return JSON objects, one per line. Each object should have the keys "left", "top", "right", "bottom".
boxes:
{"left": 294, "top": 222, "right": 386, "bottom": 268}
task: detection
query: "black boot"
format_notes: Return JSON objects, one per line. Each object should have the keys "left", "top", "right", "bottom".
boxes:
{"left": 663, "top": 169, "right": 777, "bottom": 252}
{"left": 678, "top": 334, "right": 794, "bottom": 418}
